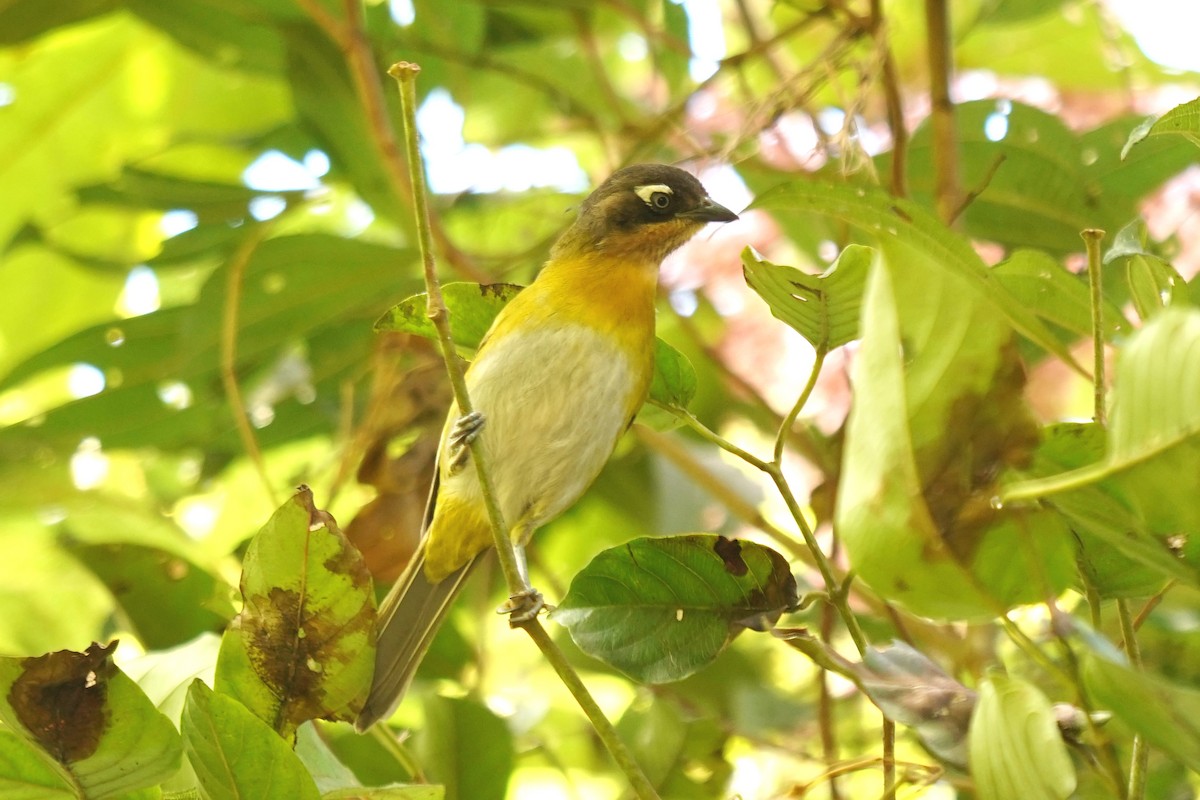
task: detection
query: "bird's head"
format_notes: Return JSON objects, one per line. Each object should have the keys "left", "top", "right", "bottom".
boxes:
{"left": 553, "top": 164, "right": 738, "bottom": 263}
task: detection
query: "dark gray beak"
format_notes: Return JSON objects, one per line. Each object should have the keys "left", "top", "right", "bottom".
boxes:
{"left": 679, "top": 197, "right": 739, "bottom": 223}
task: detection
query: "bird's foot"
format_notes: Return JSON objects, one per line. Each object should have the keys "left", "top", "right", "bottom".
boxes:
{"left": 447, "top": 411, "right": 485, "bottom": 475}
{"left": 498, "top": 588, "right": 552, "bottom": 626}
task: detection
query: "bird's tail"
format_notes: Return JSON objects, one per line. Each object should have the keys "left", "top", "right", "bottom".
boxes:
{"left": 356, "top": 544, "right": 476, "bottom": 730}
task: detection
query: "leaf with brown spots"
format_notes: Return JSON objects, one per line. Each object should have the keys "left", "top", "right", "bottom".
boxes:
{"left": 0, "top": 641, "right": 182, "bottom": 798}
{"left": 214, "top": 487, "right": 376, "bottom": 736}
{"left": 553, "top": 535, "right": 798, "bottom": 683}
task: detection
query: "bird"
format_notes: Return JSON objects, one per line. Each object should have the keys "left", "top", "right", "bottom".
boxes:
{"left": 356, "top": 163, "right": 738, "bottom": 730}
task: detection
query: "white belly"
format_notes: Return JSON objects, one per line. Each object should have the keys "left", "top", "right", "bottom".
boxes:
{"left": 441, "top": 325, "right": 639, "bottom": 534}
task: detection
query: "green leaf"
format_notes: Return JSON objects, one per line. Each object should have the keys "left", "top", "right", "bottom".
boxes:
{"left": 322, "top": 787, "right": 444, "bottom": 799}
{"left": 1103, "top": 221, "right": 1189, "bottom": 320}
{"left": 374, "top": 283, "right": 525, "bottom": 348}
{"left": 552, "top": 535, "right": 798, "bottom": 683}
{"left": 1004, "top": 308, "right": 1200, "bottom": 500}
{"left": 992, "top": 249, "right": 1131, "bottom": 340}
{"left": 181, "top": 679, "right": 321, "bottom": 800}
{"left": 803, "top": 200, "right": 1071, "bottom": 618}
{"left": 0, "top": 641, "right": 183, "bottom": 799}
{"left": 741, "top": 243, "right": 869, "bottom": 351}
{"left": 750, "top": 180, "right": 1081, "bottom": 370}
{"left": 1122, "top": 96, "right": 1200, "bottom": 158}
{"left": 415, "top": 696, "right": 510, "bottom": 800}
{"left": 121, "top": 634, "right": 222, "bottom": 795}
{"left": 1025, "top": 424, "right": 1186, "bottom": 597}
{"left": 0, "top": 729, "right": 74, "bottom": 799}
{"left": 215, "top": 487, "right": 375, "bottom": 736}
{"left": 75, "top": 166, "right": 272, "bottom": 220}
{"left": 63, "top": 541, "right": 233, "bottom": 650}
{"left": 647, "top": 338, "right": 697, "bottom": 410}
{"left": 968, "top": 673, "right": 1076, "bottom": 800}
{"left": 0, "top": 234, "right": 414, "bottom": 455}
{"left": 902, "top": 100, "right": 1108, "bottom": 254}
{"left": 126, "top": 0, "right": 285, "bottom": 73}
{"left": 0, "top": 0, "right": 118, "bottom": 46}
{"left": 376, "top": 282, "right": 698, "bottom": 409}
{"left": 1082, "top": 653, "right": 1200, "bottom": 771}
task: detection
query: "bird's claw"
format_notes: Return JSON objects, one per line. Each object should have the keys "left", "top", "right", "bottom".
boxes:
{"left": 447, "top": 411, "right": 485, "bottom": 475}
{"left": 498, "top": 588, "right": 551, "bottom": 626}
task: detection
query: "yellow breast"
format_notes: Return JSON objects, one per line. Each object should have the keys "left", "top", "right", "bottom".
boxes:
{"left": 421, "top": 253, "right": 660, "bottom": 581}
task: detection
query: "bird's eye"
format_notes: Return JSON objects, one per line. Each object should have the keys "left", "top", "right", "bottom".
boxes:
{"left": 650, "top": 192, "right": 672, "bottom": 210}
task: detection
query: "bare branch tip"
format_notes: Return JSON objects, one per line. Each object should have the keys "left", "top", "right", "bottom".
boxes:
{"left": 388, "top": 61, "right": 421, "bottom": 81}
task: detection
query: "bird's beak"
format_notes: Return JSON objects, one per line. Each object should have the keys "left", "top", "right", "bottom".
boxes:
{"left": 679, "top": 197, "right": 739, "bottom": 223}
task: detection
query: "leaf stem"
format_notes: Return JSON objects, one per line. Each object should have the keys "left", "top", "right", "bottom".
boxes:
{"left": 389, "top": 62, "right": 660, "bottom": 800}
{"left": 672, "top": 407, "right": 868, "bottom": 655}
{"left": 774, "top": 348, "right": 826, "bottom": 465}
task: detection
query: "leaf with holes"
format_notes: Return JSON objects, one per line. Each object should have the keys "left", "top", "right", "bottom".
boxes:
{"left": 214, "top": 486, "right": 375, "bottom": 736}
{"left": 742, "top": 243, "right": 869, "bottom": 352}
{"left": 552, "top": 535, "right": 797, "bottom": 683}
{"left": 0, "top": 641, "right": 182, "bottom": 799}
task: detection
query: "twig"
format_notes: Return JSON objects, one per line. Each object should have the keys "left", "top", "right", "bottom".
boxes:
{"left": 868, "top": 0, "right": 907, "bottom": 197}
{"left": 389, "top": 61, "right": 661, "bottom": 800}
{"left": 300, "top": 0, "right": 487, "bottom": 282}
{"left": 219, "top": 223, "right": 278, "bottom": 508}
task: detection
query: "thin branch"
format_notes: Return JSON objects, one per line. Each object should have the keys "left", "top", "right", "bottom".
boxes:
{"left": 302, "top": 0, "right": 487, "bottom": 283}
{"left": 219, "top": 223, "right": 278, "bottom": 508}
{"left": 389, "top": 61, "right": 661, "bottom": 800}
{"left": 868, "top": 0, "right": 908, "bottom": 197}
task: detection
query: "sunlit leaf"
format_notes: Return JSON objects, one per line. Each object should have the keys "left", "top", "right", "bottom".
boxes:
{"left": 553, "top": 535, "right": 798, "bottom": 683}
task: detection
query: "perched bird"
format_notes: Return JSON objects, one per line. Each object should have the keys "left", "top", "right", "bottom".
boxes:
{"left": 356, "top": 163, "right": 737, "bottom": 729}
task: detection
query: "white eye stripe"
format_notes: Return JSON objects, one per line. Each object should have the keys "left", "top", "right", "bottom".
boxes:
{"left": 634, "top": 184, "right": 673, "bottom": 205}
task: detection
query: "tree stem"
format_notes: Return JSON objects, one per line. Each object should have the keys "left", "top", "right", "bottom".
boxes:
{"left": 924, "top": 0, "right": 959, "bottom": 222}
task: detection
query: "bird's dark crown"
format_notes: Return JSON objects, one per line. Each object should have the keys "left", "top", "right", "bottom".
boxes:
{"left": 553, "top": 163, "right": 737, "bottom": 261}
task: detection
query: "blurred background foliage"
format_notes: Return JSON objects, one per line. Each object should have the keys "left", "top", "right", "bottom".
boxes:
{"left": 2, "top": 0, "right": 1200, "bottom": 797}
